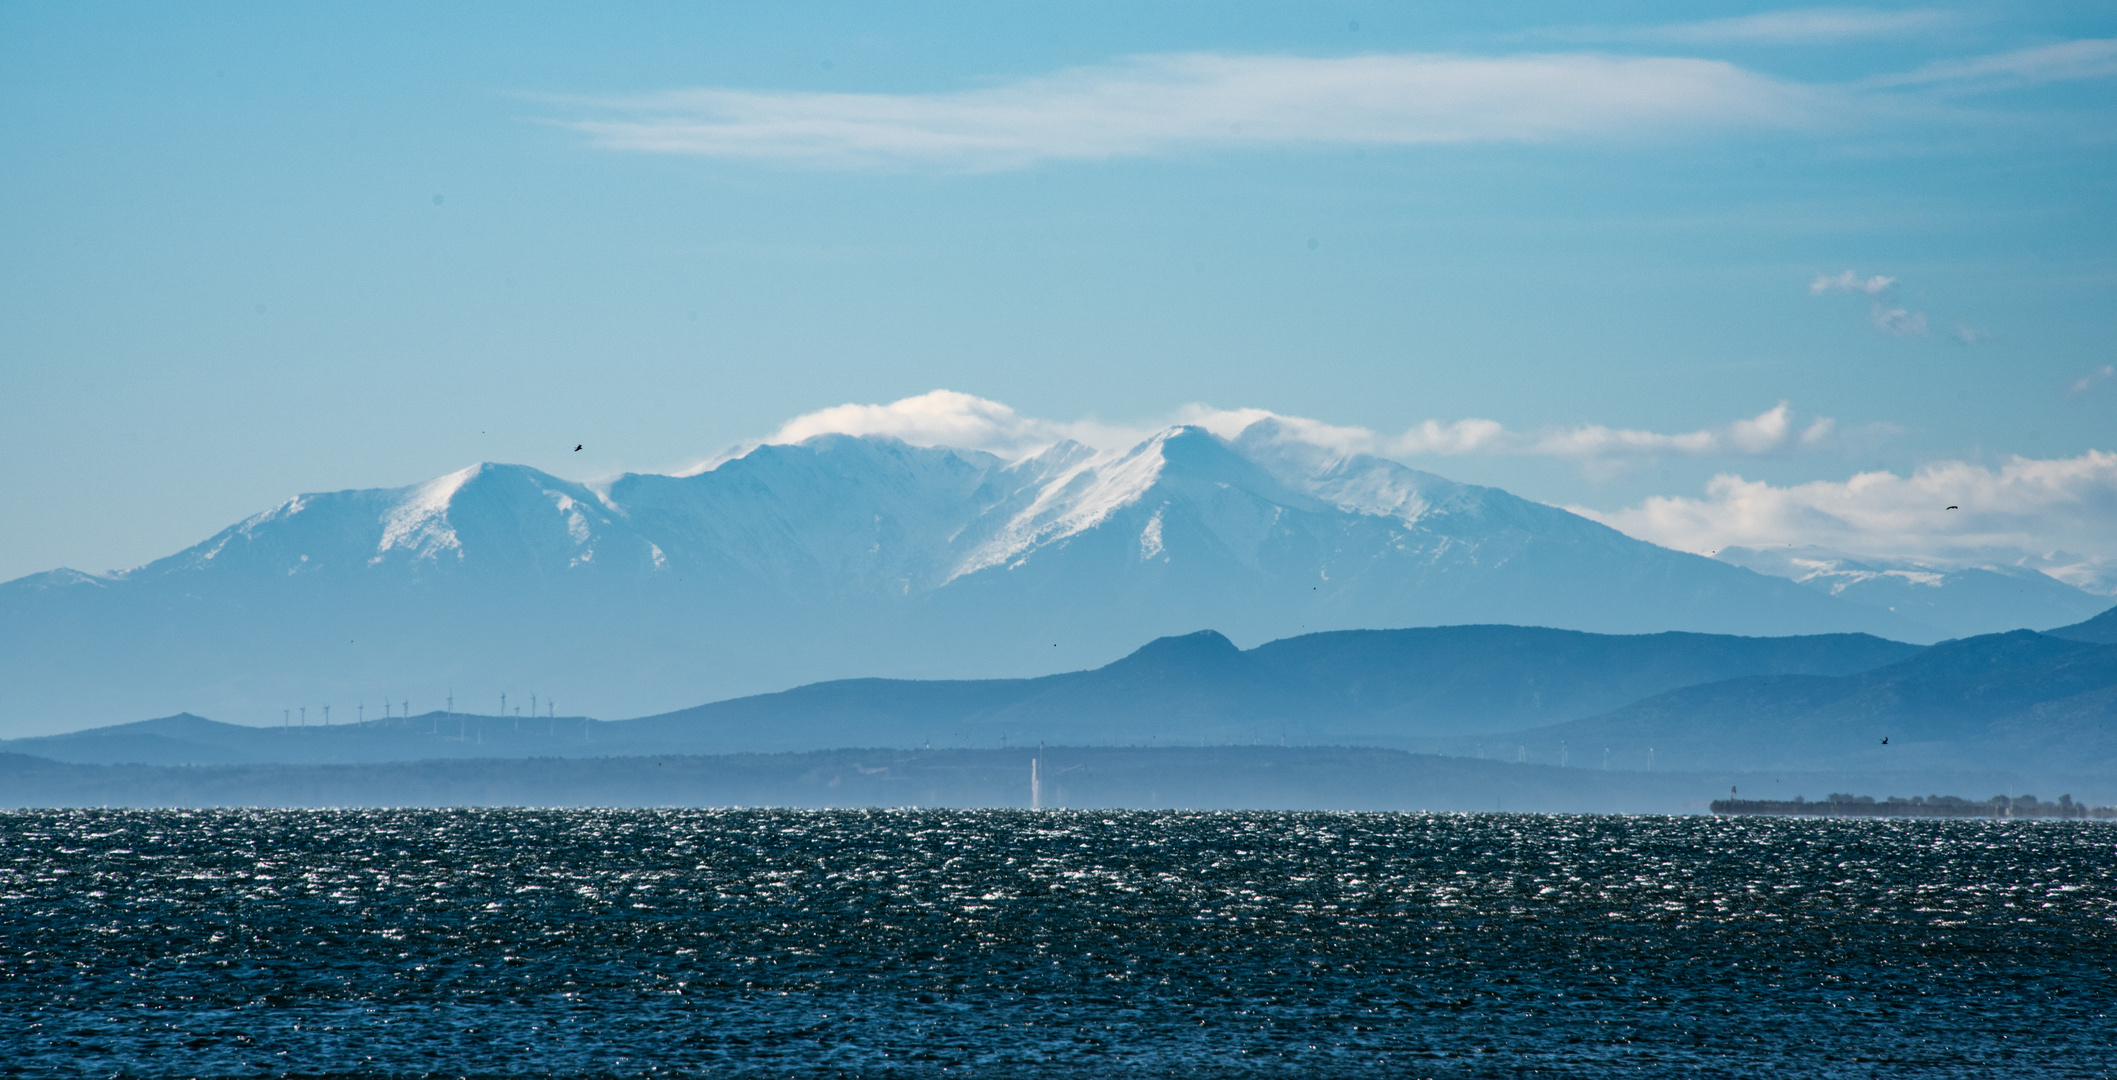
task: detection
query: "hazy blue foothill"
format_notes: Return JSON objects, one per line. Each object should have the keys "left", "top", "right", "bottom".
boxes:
{"left": 1452, "top": 628, "right": 2117, "bottom": 783}
{"left": 2, "top": 623, "right": 1922, "bottom": 763}
{"left": 2048, "top": 603, "right": 2117, "bottom": 644}
{"left": 613, "top": 626, "right": 1926, "bottom": 753}
{"left": 6, "top": 426, "right": 2083, "bottom": 739}
{"left": 10, "top": 615, "right": 2116, "bottom": 807}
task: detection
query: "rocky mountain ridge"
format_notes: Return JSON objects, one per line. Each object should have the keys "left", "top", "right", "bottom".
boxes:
{"left": 0, "top": 422, "right": 1970, "bottom": 736}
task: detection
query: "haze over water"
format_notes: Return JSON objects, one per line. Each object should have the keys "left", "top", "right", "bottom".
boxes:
{"left": 4, "top": 809, "right": 2112, "bottom": 1077}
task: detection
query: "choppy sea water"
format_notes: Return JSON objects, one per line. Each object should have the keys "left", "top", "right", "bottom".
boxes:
{"left": 2, "top": 809, "right": 2112, "bottom": 1079}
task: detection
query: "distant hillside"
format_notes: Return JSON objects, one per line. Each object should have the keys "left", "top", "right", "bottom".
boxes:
{"left": 1444, "top": 630, "right": 2117, "bottom": 785}
{"left": 0, "top": 711, "right": 607, "bottom": 767}
{"left": 611, "top": 625, "right": 1920, "bottom": 754}
{"left": 3, "top": 624, "right": 1922, "bottom": 764}
{"left": 2048, "top": 604, "right": 2117, "bottom": 644}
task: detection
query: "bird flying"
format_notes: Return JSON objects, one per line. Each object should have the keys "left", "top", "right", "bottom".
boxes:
{"left": 574, "top": 444, "right": 583, "bottom": 452}
{"left": 1946, "top": 505, "right": 1957, "bottom": 510}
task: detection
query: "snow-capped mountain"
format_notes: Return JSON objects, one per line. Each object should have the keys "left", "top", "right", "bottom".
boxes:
{"left": 4, "top": 422, "right": 1933, "bottom": 737}
{"left": 1712, "top": 546, "right": 2109, "bottom": 641}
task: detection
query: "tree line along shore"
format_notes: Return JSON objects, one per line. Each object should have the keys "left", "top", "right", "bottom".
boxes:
{"left": 1713, "top": 793, "right": 2114, "bottom": 819}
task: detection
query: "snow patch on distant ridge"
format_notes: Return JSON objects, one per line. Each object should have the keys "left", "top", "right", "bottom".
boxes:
{"left": 374, "top": 464, "right": 479, "bottom": 563}
{"left": 949, "top": 431, "right": 1180, "bottom": 579}
{"left": 1140, "top": 506, "right": 1167, "bottom": 562}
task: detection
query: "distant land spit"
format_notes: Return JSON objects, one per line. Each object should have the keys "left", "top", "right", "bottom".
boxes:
{"left": 1713, "top": 794, "right": 2115, "bottom": 819}
{"left": 0, "top": 746, "right": 2057, "bottom": 815}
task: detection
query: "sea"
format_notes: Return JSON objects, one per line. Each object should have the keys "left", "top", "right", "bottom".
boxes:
{"left": 2, "top": 808, "right": 2112, "bottom": 1078}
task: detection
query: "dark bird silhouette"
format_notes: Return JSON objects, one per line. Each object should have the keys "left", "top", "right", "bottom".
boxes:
{"left": 574, "top": 444, "right": 583, "bottom": 452}
{"left": 1945, "top": 505, "right": 1957, "bottom": 510}
{"left": 1881, "top": 736, "right": 1889, "bottom": 745}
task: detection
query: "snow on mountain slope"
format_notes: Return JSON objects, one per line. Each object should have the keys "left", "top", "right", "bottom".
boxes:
{"left": 112, "top": 462, "right": 661, "bottom": 586}
{"left": 1714, "top": 545, "right": 2109, "bottom": 640}
{"left": 609, "top": 435, "right": 1016, "bottom": 597}
{"left": 950, "top": 433, "right": 1172, "bottom": 578}
{"left": 949, "top": 427, "right": 1336, "bottom": 580}
{"left": 1233, "top": 417, "right": 1468, "bottom": 523}
{"left": 2, "top": 422, "right": 1930, "bottom": 737}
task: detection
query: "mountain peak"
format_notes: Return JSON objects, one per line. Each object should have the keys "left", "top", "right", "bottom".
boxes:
{"left": 0, "top": 567, "right": 113, "bottom": 592}
{"left": 1104, "top": 629, "right": 1244, "bottom": 672}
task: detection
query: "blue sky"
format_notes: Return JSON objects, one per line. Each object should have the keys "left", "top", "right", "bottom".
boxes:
{"left": 3, "top": 2, "right": 2113, "bottom": 586}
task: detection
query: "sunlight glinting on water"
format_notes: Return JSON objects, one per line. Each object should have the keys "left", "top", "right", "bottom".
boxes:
{"left": 3, "top": 808, "right": 2112, "bottom": 1077}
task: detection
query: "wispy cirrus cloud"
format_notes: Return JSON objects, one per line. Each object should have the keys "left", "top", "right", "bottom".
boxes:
{"left": 551, "top": 35, "right": 2117, "bottom": 171}
{"left": 1540, "top": 7, "right": 1955, "bottom": 46}
{"left": 555, "top": 52, "right": 1827, "bottom": 171}
{"left": 1865, "top": 37, "right": 2117, "bottom": 90}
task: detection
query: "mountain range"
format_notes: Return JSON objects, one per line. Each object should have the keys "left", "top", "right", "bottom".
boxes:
{"left": 1459, "top": 629, "right": 2117, "bottom": 782}
{"left": 3, "top": 421, "right": 2104, "bottom": 737}
{"left": 2, "top": 623, "right": 1921, "bottom": 764}
{"left": 1713, "top": 545, "right": 2110, "bottom": 639}
{"left": 9, "top": 615, "right": 2112, "bottom": 800}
